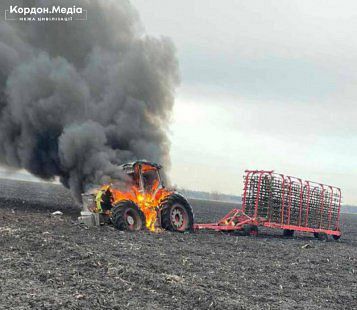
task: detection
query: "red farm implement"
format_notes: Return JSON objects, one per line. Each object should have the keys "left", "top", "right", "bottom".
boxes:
{"left": 194, "top": 170, "right": 342, "bottom": 240}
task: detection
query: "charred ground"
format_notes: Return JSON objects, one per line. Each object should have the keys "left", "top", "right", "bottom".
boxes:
{"left": 0, "top": 178, "right": 356, "bottom": 309}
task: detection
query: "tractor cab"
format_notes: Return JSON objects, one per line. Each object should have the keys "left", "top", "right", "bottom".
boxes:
{"left": 122, "top": 161, "right": 164, "bottom": 194}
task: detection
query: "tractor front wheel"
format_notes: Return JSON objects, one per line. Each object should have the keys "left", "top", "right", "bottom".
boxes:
{"left": 160, "top": 194, "right": 194, "bottom": 232}
{"left": 111, "top": 200, "right": 146, "bottom": 231}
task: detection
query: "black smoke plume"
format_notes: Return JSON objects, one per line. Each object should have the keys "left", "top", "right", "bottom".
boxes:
{"left": 0, "top": 0, "right": 179, "bottom": 199}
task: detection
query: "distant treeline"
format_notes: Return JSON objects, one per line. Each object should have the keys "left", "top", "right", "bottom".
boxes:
{"left": 342, "top": 205, "right": 357, "bottom": 214}
{"left": 178, "top": 188, "right": 242, "bottom": 203}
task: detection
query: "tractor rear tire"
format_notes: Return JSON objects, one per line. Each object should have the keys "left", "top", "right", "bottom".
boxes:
{"left": 111, "top": 200, "right": 146, "bottom": 231}
{"left": 283, "top": 229, "right": 294, "bottom": 237}
{"left": 243, "top": 224, "right": 258, "bottom": 237}
{"left": 160, "top": 194, "right": 194, "bottom": 232}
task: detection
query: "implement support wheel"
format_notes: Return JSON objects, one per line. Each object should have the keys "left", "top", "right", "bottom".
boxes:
{"left": 314, "top": 232, "right": 328, "bottom": 241}
{"left": 332, "top": 234, "right": 341, "bottom": 241}
{"left": 243, "top": 224, "right": 258, "bottom": 237}
{"left": 283, "top": 229, "right": 294, "bottom": 237}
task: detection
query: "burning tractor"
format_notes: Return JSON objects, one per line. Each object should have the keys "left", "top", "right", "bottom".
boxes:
{"left": 81, "top": 160, "right": 194, "bottom": 232}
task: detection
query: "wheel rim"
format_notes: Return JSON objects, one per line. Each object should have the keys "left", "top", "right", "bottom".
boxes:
{"left": 127, "top": 215, "right": 134, "bottom": 225}
{"left": 124, "top": 209, "right": 141, "bottom": 230}
{"left": 170, "top": 205, "right": 189, "bottom": 231}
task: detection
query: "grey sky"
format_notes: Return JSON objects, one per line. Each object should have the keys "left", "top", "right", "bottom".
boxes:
{"left": 0, "top": 1, "right": 355, "bottom": 204}
{"left": 131, "top": 0, "right": 357, "bottom": 204}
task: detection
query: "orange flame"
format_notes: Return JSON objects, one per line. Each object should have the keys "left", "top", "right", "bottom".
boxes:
{"left": 98, "top": 183, "right": 171, "bottom": 231}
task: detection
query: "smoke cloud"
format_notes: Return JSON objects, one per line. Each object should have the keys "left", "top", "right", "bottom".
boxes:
{"left": 0, "top": 0, "right": 179, "bottom": 199}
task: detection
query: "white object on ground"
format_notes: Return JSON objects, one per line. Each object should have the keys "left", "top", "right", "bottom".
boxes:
{"left": 78, "top": 211, "right": 100, "bottom": 227}
{"left": 51, "top": 211, "right": 63, "bottom": 216}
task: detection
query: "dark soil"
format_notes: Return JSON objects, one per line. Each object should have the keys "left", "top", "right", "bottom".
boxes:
{"left": 0, "top": 178, "right": 356, "bottom": 309}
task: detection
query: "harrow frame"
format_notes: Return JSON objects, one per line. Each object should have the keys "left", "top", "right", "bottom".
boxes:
{"left": 194, "top": 170, "right": 342, "bottom": 239}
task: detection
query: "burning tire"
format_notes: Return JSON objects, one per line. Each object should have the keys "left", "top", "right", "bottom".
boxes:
{"left": 160, "top": 194, "right": 194, "bottom": 232}
{"left": 111, "top": 200, "right": 146, "bottom": 231}
{"left": 243, "top": 224, "right": 258, "bottom": 237}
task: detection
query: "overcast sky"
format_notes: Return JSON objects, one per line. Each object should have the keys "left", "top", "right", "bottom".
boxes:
{"left": 131, "top": 0, "right": 357, "bottom": 204}
{"left": 0, "top": 1, "right": 355, "bottom": 204}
